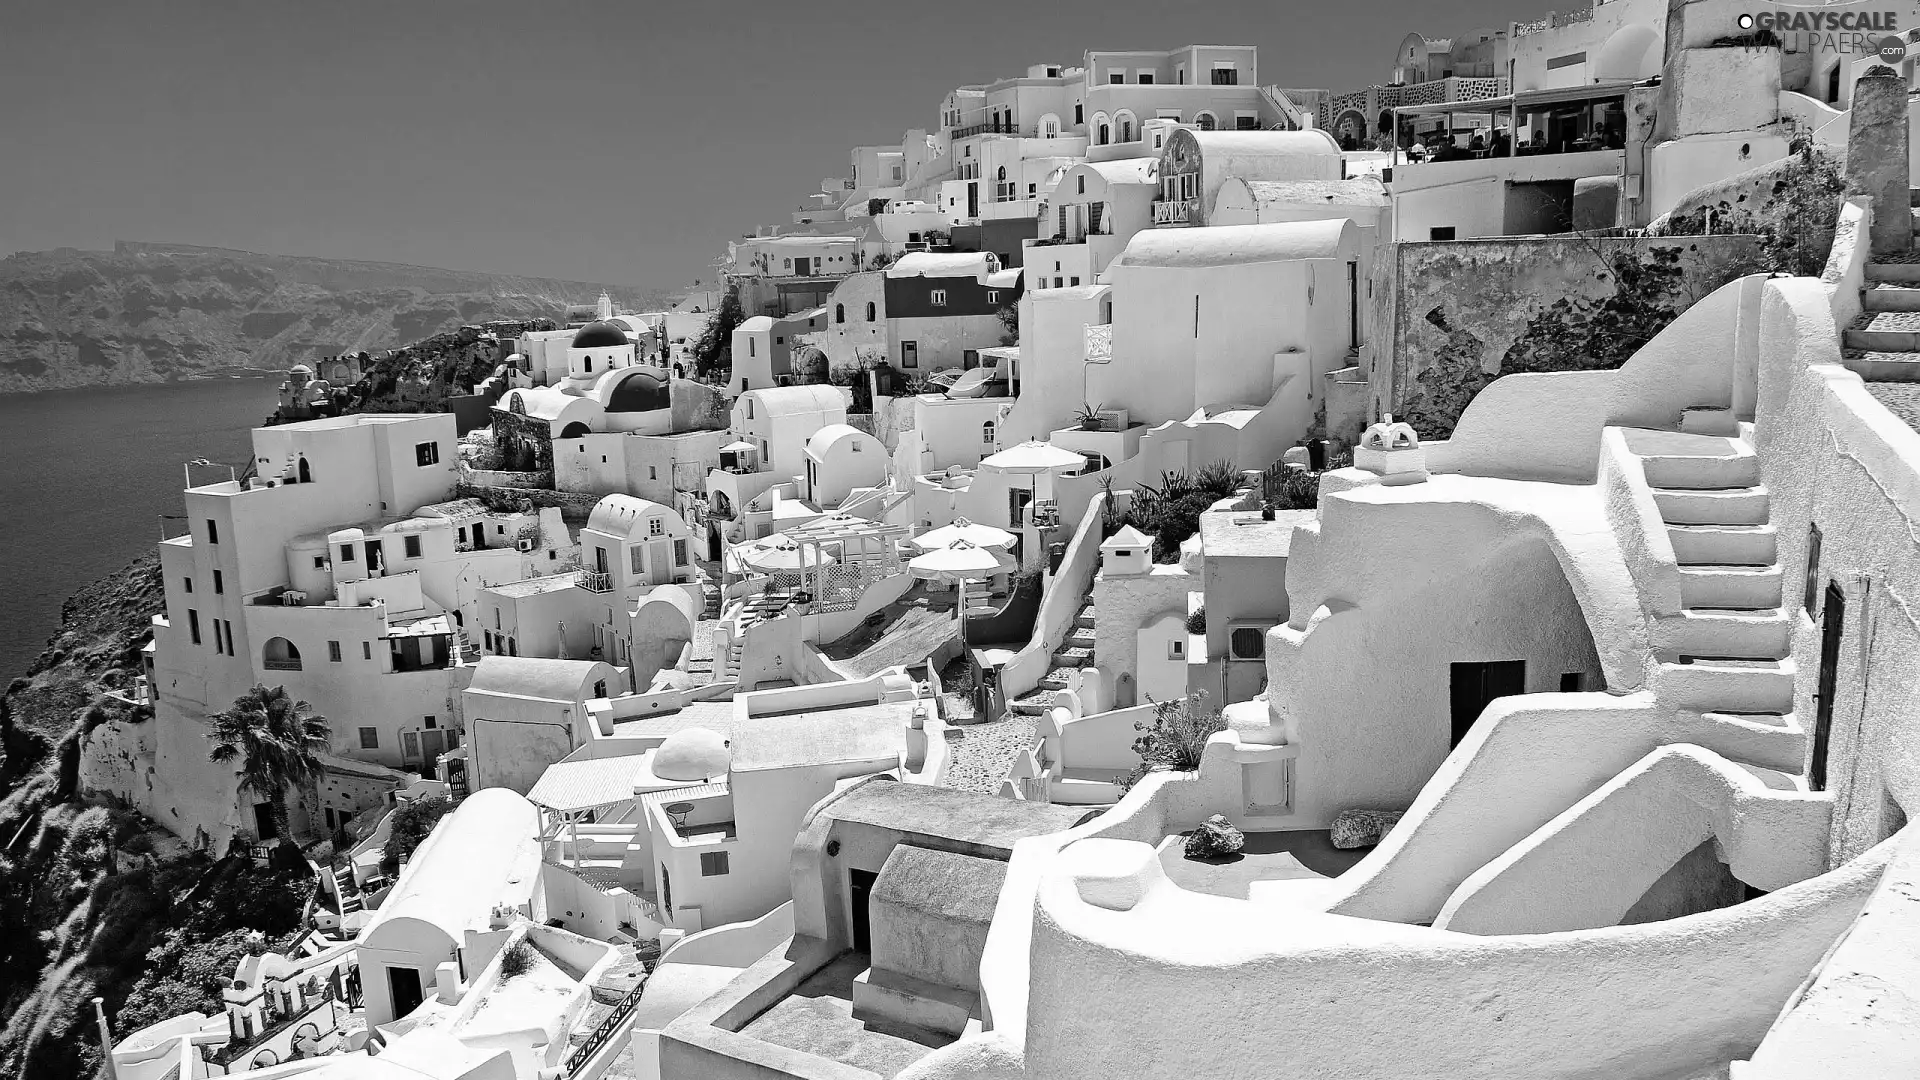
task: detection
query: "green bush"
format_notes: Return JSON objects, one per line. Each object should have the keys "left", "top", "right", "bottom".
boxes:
{"left": 497, "top": 939, "right": 536, "bottom": 980}
{"left": 1262, "top": 463, "right": 1320, "bottom": 510}
{"left": 380, "top": 795, "right": 451, "bottom": 878}
{"left": 1185, "top": 608, "right": 1206, "bottom": 635}
{"left": 1124, "top": 691, "right": 1227, "bottom": 792}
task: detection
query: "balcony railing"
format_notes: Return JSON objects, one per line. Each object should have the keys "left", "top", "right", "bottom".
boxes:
{"left": 577, "top": 570, "right": 614, "bottom": 593}
{"left": 1084, "top": 324, "right": 1113, "bottom": 363}
{"left": 1152, "top": 198, "right": 1196, "bottom": 225}
{"left": 952, "top": 121, "right": 1034, "bottom": 139}
{"left": 262, "top": 659, "right": 303, "bottom": 671}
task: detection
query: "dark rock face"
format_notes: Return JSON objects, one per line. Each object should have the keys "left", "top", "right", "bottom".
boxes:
{"left": 1184, "top": 814, "right": 1246, "bottom": 859}
{"left": 1330, "top": 808, "right": 1405, "bottom": 850}
{"left": 0, "top": 241, "right": 661, "bottom": 394}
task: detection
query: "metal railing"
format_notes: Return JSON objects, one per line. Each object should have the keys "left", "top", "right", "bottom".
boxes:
{"left": 263, "top": 659, "right": 303, "bottom": 671}
{"left": 576, "top": 569, "right": 614, "bottom": 593}
{"left": 1084, "top": 323, "right": 1113, "bottom": 362}
{"left": 565, "top": 982, "right": 646, "bottom": 1077}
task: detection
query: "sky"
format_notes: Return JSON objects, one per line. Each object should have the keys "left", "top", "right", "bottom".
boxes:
{"left": 1, "top": 0, "right": 1548, "bottom": 293}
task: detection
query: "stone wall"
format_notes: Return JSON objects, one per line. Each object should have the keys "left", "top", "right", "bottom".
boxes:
{"left": 1379, "top": 233, "right": 1765, "bottom": 437}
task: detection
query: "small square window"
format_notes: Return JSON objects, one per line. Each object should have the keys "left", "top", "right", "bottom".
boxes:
{"left": 930, "top": 289, "right": 947, "bottom": 306}
{"left": 312, "top": 555, "right": 326, "bottom": 570}
{"left": 359, "top": 727, "right": 379, "bottom": 750}
{"left": 1168, "top": 639, "right": 1185, "bottom": 660}
{"left": 415, "top": 441, "right": 440, "bottom": 467}
{"left": 648, "top": 518, "right": 665, "bottom": 535}
{"left": 700, "top": 851, "right": 731, "bottom": 876}
{"left": 340, "top": 544, "right": 355, "bottom": 562}
{"left": 403, "top": 535, "right": 421, "bottom": 558}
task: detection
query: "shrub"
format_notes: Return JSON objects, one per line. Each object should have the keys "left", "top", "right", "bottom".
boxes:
{"left": 1263, "top": 463, "right": 1320, "bottom": 510}
{"left": 498, "top": 939, "right": 536, "bottom": 980}
{"left": 1191, "top": 460, "right": 1240, "bottom": 498}
{"left": 379, "top": 795, "right": 451, "bottom": 878}
{"left": 1185, "top": 608, "right": 1206, "bottom": 635}
{"left": 1125, "top": 691, "right": 1226, "bottom": 791}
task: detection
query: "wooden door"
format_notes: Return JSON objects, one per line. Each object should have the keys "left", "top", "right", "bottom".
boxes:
{"left": 1450, "top": 660, "right": 1525, "bottom": 747}
{"left": 1811, "top": 582, "right": 1844, "bottom": 792}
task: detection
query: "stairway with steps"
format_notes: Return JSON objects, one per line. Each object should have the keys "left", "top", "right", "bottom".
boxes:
{"left": 718, "top": 593, "right": 793, "bottom": 679}
{"left": 1842, "top": 186, "right": 1920, "bottom": 381}
{"left": 332, "top": 863, "right": 364, "bottom": 915}
{"left": 1629, "top": 427, "right": 1804, "bottom": 771}
{"left": 1012, "top": 600, "right": 1097, "bottom": 716}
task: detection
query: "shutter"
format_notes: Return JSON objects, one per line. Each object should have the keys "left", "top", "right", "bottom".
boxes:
{"left": 1089, "top": 202, "right": 1105, "bottom": 235}
{"left": 1058, "top": 204, "right": 1068, "bottom": 237}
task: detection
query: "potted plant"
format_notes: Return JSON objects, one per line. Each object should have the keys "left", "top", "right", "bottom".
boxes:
{"left": 1075, "top": 402, "right": 1106, "bottom": 431}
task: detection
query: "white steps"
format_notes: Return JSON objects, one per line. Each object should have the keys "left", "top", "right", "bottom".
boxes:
{"left": 1653, "top": 608, "right": 1791, "bottom": 660}
{"left": 1640, "top": 450, "right": 1761, "bottom": 490}
{"left": 1651, "top": 486, "right": 1770, "bottom": 525}
{"left": 1656, "top": 657, "right": 1796, "bottom": 714}
{"left": 1677, "top": 564, "right": 1783, "bottom": 610}
{"left": 1666, "top": 523, "right": 1777, "bottom": 566}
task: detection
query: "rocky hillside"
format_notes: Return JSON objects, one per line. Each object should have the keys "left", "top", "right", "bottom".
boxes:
{"left": 0, "top": 241, "right": 661, "bottom": 394}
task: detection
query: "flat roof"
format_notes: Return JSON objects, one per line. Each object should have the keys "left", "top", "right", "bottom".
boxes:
{"left": 611, "top": 700, "right": 738, "bottom": 740}
{"left": 729, "top": 702, "right": 912, "bottom": 772}
{"left": 820, "top": 779, "right": 1086, "bottom": 855}
{"left": 485, "top": 574, "right": 580, "bottom": 598}
{"left": 1200, "top": 509, "right": 1317, "bottom": 558}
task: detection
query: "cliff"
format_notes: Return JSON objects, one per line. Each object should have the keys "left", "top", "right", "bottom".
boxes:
{"left": 0, "top": 242, "right": 662, "bottom": 394}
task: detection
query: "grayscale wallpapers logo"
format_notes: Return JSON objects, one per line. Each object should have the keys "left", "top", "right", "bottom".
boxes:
{"left": 1737, "top": 8, "right": 1906, "bottom": 58}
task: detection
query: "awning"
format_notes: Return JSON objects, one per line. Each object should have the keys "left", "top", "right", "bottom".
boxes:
{"left": 526, "top": 754, "right": 654, "bottom": 813}
{"left": 1393, "top": 80, "right": 1639, "bottom": 119}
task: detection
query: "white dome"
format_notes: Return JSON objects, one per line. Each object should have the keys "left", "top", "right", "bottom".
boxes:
{"left": 653, "top": 728, "right": 731, "bottom": 782}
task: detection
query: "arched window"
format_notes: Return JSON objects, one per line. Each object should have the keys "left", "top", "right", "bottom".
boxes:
{"left": 1092, "top": 113, "right": 1110, "bottom": 145}
{"left": 1117, "top": 111, "right": 1136, "bottom": 142}
{"left": 584, "top": 357, "right": 593, "bottom": 372}
{"left": 297, "top": 457, "right": 311, "bottom": 484}
{"left": 835, "top": 303, "right": 845, "bottom": 324}
{"left": 262, "top": 637, "right": 302, "bottom": 671}
{"left": 1196, "top": 111, "right": 1217, "bottom": 131}
{"left": 1098, "top": 124, "right": 1110, "bottom": 144}
{"left": 866, "top": 302, "right": 876, "bottom": 321}
{"left": 982, "top": 421, "right": 996, "bottom": 445}
{"left": 997, "top": 166, "right": 1007, "bottom": 181}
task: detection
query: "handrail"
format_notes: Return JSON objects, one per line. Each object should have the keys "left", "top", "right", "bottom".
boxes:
{"left": 564, "top": 982, "right": 646, "bottom": 1076}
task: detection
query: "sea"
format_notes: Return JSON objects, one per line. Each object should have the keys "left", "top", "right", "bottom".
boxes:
{"left": 0, "top": 376, "right": 276, "bottom": 683}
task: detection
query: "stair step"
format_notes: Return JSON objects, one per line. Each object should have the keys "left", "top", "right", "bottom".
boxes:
{"left": 1051, "top": 647, "right": 1094, "bottom": 667}
{"left": 1841, "top": 349, "right": 1920, "bottom": 380}
{"left": 1063, "top": 629, "right": 1096, "bottom": 649}
{"left": 1666, "top": 523, "right": 1777, "bottom": 566}
{"left": 1693, "top": 711, "right": 1807, "bottom": 772}
{"left": 1863, "top": 284, "right": 1920, "bottom": 312}
{"left": 1846, "top": 311, "right": 1920, "bottom": 351}
{"left": 1651, "top": 486, "right": 1770, "bottom": 525}
{"left": 1654, "top": 608, "right": 1791, "bottom": 659}
{"left": 1866, "top": 261, "right": 1920, "bottom": 283}
{"left": 1636, "top": 441, "right": 1761, "bottom": 490}
{"left": 1678, "top": 564, "right": 1783, "bottom": 610}
{"left": 1657, "top": 657, "right": 1796, "bottom": 714}
{"left": 1678, "top": 406, "right": 1739, "bottom": 436}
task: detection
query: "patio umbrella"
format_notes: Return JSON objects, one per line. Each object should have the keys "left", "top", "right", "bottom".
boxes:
{"left": 908, "top": 539, "right": 1016, "bottom": 581}
{"left": 912, "top": 518, "right": 1016, "bottom": 552}
{"left": 980, "top": 440, "right": 1087, "bottom": 471}
{"left": 738, "top": 536, "right": 837, "bottom": 574}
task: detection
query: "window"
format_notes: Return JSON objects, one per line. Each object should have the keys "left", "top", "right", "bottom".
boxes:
{"left": 1211, "top": 65, "right": 1239, "bottom": 85}
{"left": 1074, "top": 103, "right": 1083, "bottom": 124}
{"left": 402, "top": 731, "right": 420, "bottom": 761}
{"left": 312, "top": 555, "right": 326, "bottom": 570}
{"left": 631, "top": 545, "right": 646, "bottom": 575}
{"left": 865, "top": 302, "right": 876, "bottom": 321}
{"left": 362, "top": 641, "right": 372, "bottom": 660}
{"left": 983, "top": 421, "right": 997, "bottom": 444}
{"left": 648, "top": 516, "right": 665, "bottom": 535}
{"left": 188, "top": 610, "right": 202, "bottom": 645}
{"left": 593, "top": 680, "right": 607, "bottom": 699}
{"left": 749, "top": 338, "right": 756, "bottom": 357}
{"left": 184, "top": 577, "right": 193, "bottom": 593}
{"left": 1430, "top": 227, "right": 1457, "bottom": 241}
{"left": 1138, "top": 72, "right": 1155, "bottom": 85}
{"left": 1109, "top": 71, "right": 1124, "bottom": 84}
{"left": 403, "top": 534, "right": 421, "bottom": 559}
{"left": 1559, "top": 672, "right": 1586, "bottom": 692}
{"left": 1804, "top": 523, "right": 1824, "bottom": 614}
{"left": 700, "top": 851, "right": 731, "bottom": 876}
{"left": 649, "top": 465, "right": 657, "bottom": 480}
{"left": 1235, "top": 114, "right": 1259, "bottom": 131}
{"left": 415, "top": 441, "right": 439, "bottom": 467}
{"left": 851, "top": 441, "right": 862, "bottom": 453}
{"left": 1196, "top": 112, "right": 1217, "bottom": 131}
{"left": 1070, "top": 277, "right": 1081, "bottom": 286}
{"left": 987, "top": 290, "right": 1000, "bottom": 304}
{"left": 1229, "top": 627, "right": 1266, "bottom": 661}
{"left": 328, "top": 640, "right": 342, "bottom": 663}
{"left": 930, "top": 288, "right": 948, "bottom": 306}
{"left": 1168, "top": 638, "right": 1185, "bottom": 660}
{"left": 901, "top": 341, "right": 918, "bottom": 368}
{"left": 223, "top": 621, "right": 234, "bottom": 655}
{"left": 835, "top": 303, "right": 845, "bottom": 323}
{"left": 674, "top": 538, "right": 688, "bottom": 565}
{"left": 746, "top": 400, "right": 754, "bottom": 420}
{"left": 340, "top": 544, "right": 355, "bottom": 562}
{"left": 207, "top": 519, "right": 219, "bottom": 544}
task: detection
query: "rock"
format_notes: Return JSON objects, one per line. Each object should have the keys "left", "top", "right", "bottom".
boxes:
{"left": 1330, "top": 808, "right": 1404, "bottom": 850}
{"left": 1183, "top": 814, "right": 1245, "bottom": 859}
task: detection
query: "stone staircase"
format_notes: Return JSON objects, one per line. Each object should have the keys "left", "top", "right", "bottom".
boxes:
{"left": 1012, "top": 600, "right": 1096, "bottom": 716}
{"left": 332, "top": 863, "right": 364, "bottom": 915}
{"left": 719, "top": 593, "right": 792, "bottom": 679}
{"left": 1632, "top": 427, "right": 1807, "bottom": 777}
{"left": 1841, "top": 187, "right": 1920, "bottom": 381}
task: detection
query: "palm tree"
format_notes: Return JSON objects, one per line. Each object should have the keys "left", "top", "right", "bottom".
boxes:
{"left": 207, "top": 684, "right": 332, "bottom": 846}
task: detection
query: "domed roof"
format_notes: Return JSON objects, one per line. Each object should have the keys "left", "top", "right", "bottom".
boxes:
{"left": 653, "top": 728, "right": 731, "bottom": 782}
{"left": 571, "top": 321, "right": 631, "bottom": 349}
{"left": 288, "top": 364, "right": 314, "bottom": 376}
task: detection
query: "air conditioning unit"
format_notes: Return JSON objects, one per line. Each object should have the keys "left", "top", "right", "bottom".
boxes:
{"left": 282, "top": 591, "right": 307, "bottom": 606}
{"left": 516, "top": 537, "right": 537, "bottom": 553}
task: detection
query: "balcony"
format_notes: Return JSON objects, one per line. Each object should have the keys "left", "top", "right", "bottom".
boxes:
{"left": 1152, "top": 198, "right": 1197, "bottom": 225}
{"left": 1084, "top": 324, "right": 1113, "bottom": 363}
{"left": 577, "top": 569, "right": 614, "bottom": 593}
{"left": 952, "top": 121, "right": 1034, "bottom": 139}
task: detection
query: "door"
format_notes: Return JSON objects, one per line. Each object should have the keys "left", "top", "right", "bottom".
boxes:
{"left": 364, "top": 539, "right": 384, "bottom": 574}
{"left": 388, "top": 967, "right": 423, "bottom": 1020}
{"left": 1347, "top": 261, "right": 1360, "bottom": 350}
{"left": 1449, "top": 660, "right": 1526, "bottom": 747}
{"left": 595, "top": 545, "right": 609, "bottom": 573}
{"left": 252, "top": 801, "right": 279, "bottom": 841}
{"left": 967, "top": 181, "right": 979, "bottom": 219}
{"left": 849, "top": 869, "right": 879, "bottom": 953}
{"left": 1811, "top": 582, "right": 1844, "bottom": 792}
{"left": 1009, "top": 487, "right": 1032, "bottom": 527}
{"left": 471, "top": 523, "right": 485, "bottom": 550}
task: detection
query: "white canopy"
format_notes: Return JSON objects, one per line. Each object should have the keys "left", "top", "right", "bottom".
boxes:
{"left": 720, "top": 440, "right": 758, "bottom": 453}
{"left": 912, "top": 518, "right": 1016, "bottom": 552}
{"left": 981, "top": 440, "right": 1086, "bottom": 471}
{"left": 909, "top": 539, "right": 1016, "bottom": 580}
{"left": 738, "top": 535, "right": 837, "bottom": 573}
